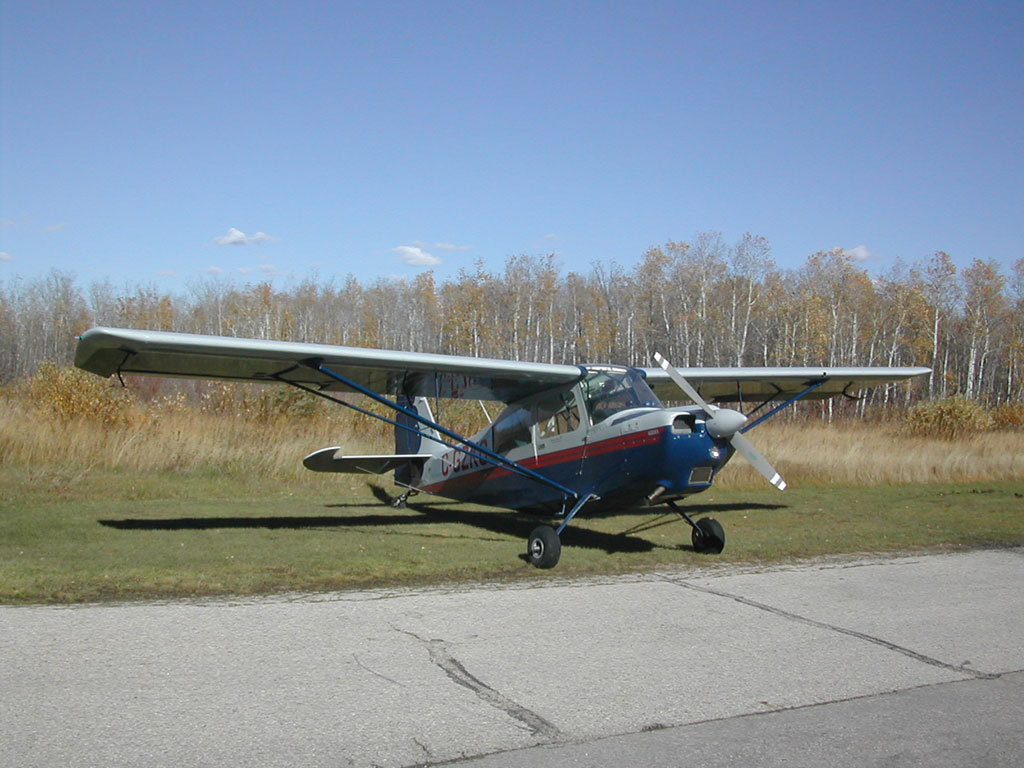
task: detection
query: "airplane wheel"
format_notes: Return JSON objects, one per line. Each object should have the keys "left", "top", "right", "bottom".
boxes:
{"left": 692, "top": 517, "right": 725, "bottom": 554}
{"left": 527, "top": 525, "right": 561, "bottom": 569}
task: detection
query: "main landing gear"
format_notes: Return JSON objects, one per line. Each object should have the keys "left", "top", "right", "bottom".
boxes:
{"left": 526, "top": 499, "right": 725, "bottom": 568}
{"left": 526, "top": 525, "right": 561, "bottom": 569}
{"left": 524, "top": 493, "right": 598, "bottom": 569}
{"left": 667, "top": 501, "right": 726, "bottom": 554}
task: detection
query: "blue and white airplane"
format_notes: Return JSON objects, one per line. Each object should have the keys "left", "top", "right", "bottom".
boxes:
{"left": 75, "top": 327, "right": 929, "bottom": 568}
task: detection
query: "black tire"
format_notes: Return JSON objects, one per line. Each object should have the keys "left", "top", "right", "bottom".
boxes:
{"left": 692, "top": 517, "right": 725, "bottom": 554}
{"left": 527, "top": 525, "right": 561, "bottom": 569}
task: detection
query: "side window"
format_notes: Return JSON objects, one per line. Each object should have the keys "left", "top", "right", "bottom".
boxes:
{"left": 492, "top": 404, "right": 532, "bottom": 455}
{"left": 536, "top": 391, "right": 581, "bottom": 439}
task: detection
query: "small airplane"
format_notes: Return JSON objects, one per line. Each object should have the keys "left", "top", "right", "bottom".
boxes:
{"left": 75, "top": 327, "right": 929, "bottom": 568}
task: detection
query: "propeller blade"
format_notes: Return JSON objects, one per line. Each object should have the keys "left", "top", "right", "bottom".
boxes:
{"left": 653, "top": 352, "right": 715, "bottom": 413}
{"left": 730, "top": 432, "right": 787, "bottom": 491}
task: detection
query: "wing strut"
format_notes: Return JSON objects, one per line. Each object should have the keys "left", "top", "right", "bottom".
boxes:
{"left": 740, "top": 380, "right": 826, "bottom": 433}
{"left": 274, "top": 359, "right": 580, "bottom": 501}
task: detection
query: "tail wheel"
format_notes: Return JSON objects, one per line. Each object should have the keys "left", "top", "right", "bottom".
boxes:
{"left": 692, "top": 517, "right": 725, "bottom": 554}
{"left": 527, "top": 525, "right": 561, "bottom": 568}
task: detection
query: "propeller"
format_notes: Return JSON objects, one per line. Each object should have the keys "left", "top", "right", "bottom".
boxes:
{"left": 654, "top": 352, "right": 787, "bottom": 491}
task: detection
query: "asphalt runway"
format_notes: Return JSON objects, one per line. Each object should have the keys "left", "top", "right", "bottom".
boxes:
{"left": 2, "top": 549, "right": 1022, "bottom": 767}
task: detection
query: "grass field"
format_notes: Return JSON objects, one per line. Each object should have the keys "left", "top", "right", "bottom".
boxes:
{"left": 2, "top": 397, "right": 1022, "bottom": 603}
{"left": 2, "top": 465, "right": 1021, "bottom": 604}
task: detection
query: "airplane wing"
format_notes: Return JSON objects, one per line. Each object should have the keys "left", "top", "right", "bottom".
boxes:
{"left": 74, "top": 327, "right": 585, "bottom": 402}
{"left": 640, "top": 365, "right": 931, "bottom": 403}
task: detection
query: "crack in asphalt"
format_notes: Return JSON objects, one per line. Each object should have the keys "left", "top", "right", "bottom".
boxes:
{"left": 396, "top": 628, "right": 563, "bottom": 740}
{"left": 661, "top": 576, "right": 1000, "bottom": 680}
{"left": 353, "top": 654, "right": 407, "bottom": 687}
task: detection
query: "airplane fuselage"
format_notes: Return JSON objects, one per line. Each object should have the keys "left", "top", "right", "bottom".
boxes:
{"left": 423, "top": 408, "right": 736, "bottom": 512}
{"left": 413, "top": 366, "right": 737, "bottom": 513}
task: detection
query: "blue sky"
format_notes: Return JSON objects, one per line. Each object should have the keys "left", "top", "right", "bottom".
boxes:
{"left": 2, "top": 1, "right": 1022, "bottom": 290}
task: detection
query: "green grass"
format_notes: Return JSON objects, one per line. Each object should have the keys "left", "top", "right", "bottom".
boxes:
{"left": 2, "top": 463, "right": 1022, "bottom": 604}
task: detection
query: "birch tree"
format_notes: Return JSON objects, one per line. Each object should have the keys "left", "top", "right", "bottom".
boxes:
{"left": 725, "top": 233, "right": 773, "bottom": 366}
{"left": 961, "top": 259, "right": 1007, "bottom": 400}
{"left": 919, "top": 251, "right": 960, "bottom": 398}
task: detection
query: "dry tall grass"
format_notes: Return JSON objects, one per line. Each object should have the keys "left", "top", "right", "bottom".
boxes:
{"left": 719, "top": 422, "right": 1024, "bottom": 488}
{"left": 3, "top": 392, "right": 1022, "bottom": 488}
{"left": 1, "top": 399, "right": 390, "bottom": 480}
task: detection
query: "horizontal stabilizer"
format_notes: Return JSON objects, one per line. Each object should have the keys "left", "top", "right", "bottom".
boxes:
{"left": 302, "top": 447, "right": 432, "bottom": 474}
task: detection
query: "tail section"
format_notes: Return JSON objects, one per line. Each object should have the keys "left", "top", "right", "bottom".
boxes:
{"left": 395, "top": 396, "right": 443, "bottom": 485}
{"left": 395, "top": 396, "right": 443, "bottom": 456}
{"left": 302, "top": 396, "right": 443, "bottom": 487}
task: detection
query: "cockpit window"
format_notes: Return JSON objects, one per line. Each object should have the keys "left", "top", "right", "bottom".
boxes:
{"left": 581, "top": 368, "right": 661, "bottom": 424}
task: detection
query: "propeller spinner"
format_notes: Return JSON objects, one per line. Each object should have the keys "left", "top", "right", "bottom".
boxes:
{"left": 654, "top": 353, "right": 787, "bottom": 491}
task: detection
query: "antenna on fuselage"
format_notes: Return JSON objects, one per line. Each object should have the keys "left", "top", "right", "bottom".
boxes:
{"left": 478, "top": 400, "right": 493, "bottom": 424}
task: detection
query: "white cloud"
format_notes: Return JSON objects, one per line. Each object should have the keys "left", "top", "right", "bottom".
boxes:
{"left": 213, "top": 227, "right": 274, "bottom": 246}
{"left": 202, "top": 265, "right": 225, "bottom": 275}
{"left": 394, "top": 245, "right": 442, "bottom": 267}
{"left": 543, "top": 233, "right": 558, "bottom": 241}
{"left": 157, "top": 269, "right": 178, "bottom": 278}
{"left": 843, "top": 245, "right": 875, "bottom": 262}
{"left": 214, "top": 228, "right": 247, "bottom": 245}
{"left": 0, "top": 252, "right": 11, "bottom": 262}
{"left": 45, "top": 221, "right": 70, "bottom": 232}
{"left": 259, "top": 263, "right": 282, "bottom": 277}
{"left": 434, "top": 241, "right": 472, "bottom": 251}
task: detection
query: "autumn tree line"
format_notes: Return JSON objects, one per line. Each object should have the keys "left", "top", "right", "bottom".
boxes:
{"left": 1, "top": 233, "right": 1021, "bottom": 409}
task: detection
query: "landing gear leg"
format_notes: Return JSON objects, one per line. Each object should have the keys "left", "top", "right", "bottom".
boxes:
{"left": 667, "top": 501, "right": 726, "bottom": 554}
{"left": 524, "top": 493, "right": 597, "bottom": 569}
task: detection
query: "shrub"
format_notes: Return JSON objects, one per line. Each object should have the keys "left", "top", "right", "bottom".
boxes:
{"left": 21, "top": 362, "right": 137, "bottom": 425}
{"left": 197, "top": 381, "right": 258, "bottom": 418}
{"left": 252, "top": 385, "right": 327, "bottom": 421}
{"left": 991, "top": 402, "right": 1024, "bottom": 430}
{"left": 904, "top": 396, "right": 994, "bottom": 439}
{"left": 194, "top": 381, "right": 329, "bottom": 422}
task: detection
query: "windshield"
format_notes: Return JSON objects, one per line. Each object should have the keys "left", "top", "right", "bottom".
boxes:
{"left": 580, "top": 368, "right": 661, "bottom": 423}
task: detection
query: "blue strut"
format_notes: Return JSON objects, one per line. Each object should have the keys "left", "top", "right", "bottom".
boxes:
{"left": 301, "top": 359, "right": 580, "bottom": 500}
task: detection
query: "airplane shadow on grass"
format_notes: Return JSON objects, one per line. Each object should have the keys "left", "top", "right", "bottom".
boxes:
{"left": 99, "top": 485, "right": 787, "bottom": 556}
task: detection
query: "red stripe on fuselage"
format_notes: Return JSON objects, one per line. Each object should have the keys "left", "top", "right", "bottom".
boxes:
{"left": 421, "top": 426, "right": 666, "bottom": 495}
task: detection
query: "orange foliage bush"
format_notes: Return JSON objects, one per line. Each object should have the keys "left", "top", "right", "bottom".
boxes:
{"left": 990, "top": 402, "right": 1024, "bottom": 430}
{"left": 904, "top": 396, "right": 997, "bottom": 439}
{"left": 20, "top": 362, "right": 137, "bottom": 426}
